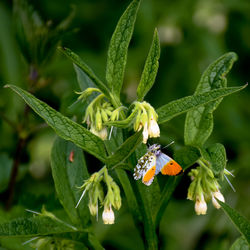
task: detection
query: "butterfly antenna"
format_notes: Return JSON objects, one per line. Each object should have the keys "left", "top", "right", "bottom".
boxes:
{"left": 224, "top": 174, "right": 236, "bottom": 192}
{"left": 163, "top": 141, "right": 175, "bottom": 149}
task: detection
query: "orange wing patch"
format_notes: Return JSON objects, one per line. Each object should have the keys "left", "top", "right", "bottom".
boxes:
{"left": 161, "top": 160, "right": 183, "bottom": 176}
{"left": 142, "top": 165, "right": 156, "bottom": 183}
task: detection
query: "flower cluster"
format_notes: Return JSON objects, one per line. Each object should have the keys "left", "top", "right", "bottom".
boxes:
{"left": 133, "top": 101, "right": 160, "bottom": 143}
{"left": 30, "top": 237, "right": 74, "bottom": 250}
{"left": 76, "top": 167, "right": 121, "bottom": 224}
{"left": 78, "top": 88, "right": 123, "bottom": 140}
{"left": 187, "top": 159, "right": 225, "bottom": 215}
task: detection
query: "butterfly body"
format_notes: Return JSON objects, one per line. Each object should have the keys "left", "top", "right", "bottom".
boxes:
{"left": 133, "top": 144, "right": 183, "bottom": 186}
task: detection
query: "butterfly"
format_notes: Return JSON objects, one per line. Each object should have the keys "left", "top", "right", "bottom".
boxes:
{"left": 133, "top": 144, "right": 183, "bottom": 186}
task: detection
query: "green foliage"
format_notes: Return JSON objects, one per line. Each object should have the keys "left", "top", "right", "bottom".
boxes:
{"left": 5, "top": 84, "right": 107, "bottom": 162}
{"left": 14, "top": 0, "right": 74, "bottom": 66}
{"left": 219, "top": 201, "right": 250, "bottom": 245}
{"left": 58, "top": 47, "right": 109, "bottom": 97}
{"left": 173, "top": 146, "right": 201, "bottom": 170}
{"left": 106, "top": 0, "right": 140, "bottom": 98}
{"left": 137, "top": 29, "right": 160, "bottom": 101}
{"left": 106, "top": 132, "right": 142, "bottom": 168}
{"left": 0, "top": 216, "right": 77, "bottom": 237}
{"left": 51, "top": 138, "right": 90, "bottom": 227}
{"left": 205, "top": 143, "right": 227, "bottom": 175}
{"left": 157, "top": 85, "right": 246, "bottom": 124}
{"left": 1, "top": 0, "right": 249, "bottom": 249}
{"left": 184, "top": 52, "right": 238, "bottom": 147}
{"left": 230, "top": 237, "right": 249, "bottom": 250}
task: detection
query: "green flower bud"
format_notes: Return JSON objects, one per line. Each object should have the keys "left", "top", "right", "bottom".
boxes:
{"left": 187, "top": 181, "right": 196, "bottom": 201}
{"left": 95, "top": 109, "right": 102, "bottom": 131}
{"left": 140, "top": 111, "right": 148, "bottom": 126}
{"left": 134, "top": 109, "right": 142, "bottom": 131}
{"left": 110, "top": 110, "right": 119, "bottom": 121}
{"left": 97, "top": 182, "right": 104, "bottom": 203}
{"left": 109, "top": 180, "right": 122, "bottom": 209}
{"left": 77, "top": 87, "right": 101, "bottom": 101}
{"left": 101, "top": 109, "right": 109, "bottom": 122}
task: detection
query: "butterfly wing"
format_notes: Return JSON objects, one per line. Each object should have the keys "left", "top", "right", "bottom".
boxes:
{"left": 157, "top": 152, "right": 183, "bottom": 176}
{"left": 142, "top": 154, "right": 156, "bottom": 186}
{"left": 133, "top": 152, "right": 156, "bottom": 186}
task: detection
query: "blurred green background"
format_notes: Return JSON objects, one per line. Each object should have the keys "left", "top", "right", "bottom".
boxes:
{"left": 0, "top": 0, "right": 249, "bottom": 249}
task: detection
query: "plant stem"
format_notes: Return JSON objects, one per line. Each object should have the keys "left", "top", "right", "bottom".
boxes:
{"left": 5, "top": 65, "right": 39, "bottom": 210}
{"left": 5, "top": 137, "right": 26, "bottom": 210}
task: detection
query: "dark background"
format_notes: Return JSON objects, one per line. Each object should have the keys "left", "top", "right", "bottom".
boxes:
{"left": 0, "top": 0, "right": 249, "bottom": 249}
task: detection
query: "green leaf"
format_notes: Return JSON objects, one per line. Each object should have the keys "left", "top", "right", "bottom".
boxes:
{"left": 115, "top": 169, "right": 142, "bottom": 221}
{"left": 0, "top": 216, "right": 77, "bottom": 237}
{"left": 6, "top": 84, "right": 107, "bottom": 162}
{"left": 106, "top": 132, "right": 142, "bottom": 168}
{"left": 157, "top": 85, "right": 246, "bottom": 124}
{"left": 133, "top": 144, "right": 159, "bottom": 249}
{"left": 184, "top": 52, "right": 238, "bottom": 146}
{"left": 173, "top": 146, "right": 201, "bottom": 171}
{"left": 206, "top": 143, "right": 227, "bottom": 175}
{"left": 51, "top": 137, "right": 90, "bottom": 226}
{"left": 219, "top": 201, "right": 250, "bottom": 245}
{"left": 58, "top": 47, "right": 109, "bottom": 97}
{"left": 155, "top": 176, "right": 181, "bottom": 228}
{"left": 74, "top": 64, "right": 95, "bottom": 91}
{"left": 103, "top": 127, "right": 142, "bottom": 227}
{"left": 155, "top": 146, "right": 200, "bottom": 227}
{"left": 230, "top": 236, "right": 249, "bottom": 250}
{"left": 137, "top": 29, "right": 160, "bottom": 101}
{"left": 106, "top": 0, "right": 140, "bottom": 97}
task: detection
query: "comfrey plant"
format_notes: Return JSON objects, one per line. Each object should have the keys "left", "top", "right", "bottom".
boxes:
{"left": 2, "top": 0, "right": 250, "bottom": 249}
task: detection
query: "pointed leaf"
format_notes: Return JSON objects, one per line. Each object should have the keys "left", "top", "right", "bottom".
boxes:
{"left": 137, "top": 29, "right": 160, "bottom": 101}
{"left": 157, "top": 85, "right": 246, "bottom": 124}
{"left": 173, "top": 146, "right": 201, "bottom": 171}
{"left": 206, "top": 143, "right": 227, "bottom": 175}
{"left": 103, "top": 128, "right": 142, "bottom": 225}
{"left": 106, "top": 0, "right": 140, "bottom": 97}
{"left": 184, "top": 52, "right": 238, "bottom": 146}
{"left": 58, "top": 47, "right": 109, "bottom": 97}
{"left": 133, "top": 144, "right": 159, "bottom": 249}
{"left": 74, "top": 64, "right": 95, "bottom": 91}
{"left": 6, "top": 84, "right": 107, "bottom": 162}
{"left": 219, "top": 201, "right": 250, "bottom": 244}
{"left": 230, "top": 236, "right": 249, "bottom": 250}
{"left": 155, "top": 146, "right": 200, "bottom": 227}
{"left": 0, "top": 216, "right": 77, "bottom": 237}
{"left": 155, "top": 176, "right": 181, "bottom": 228}
{"left": 106, "top": 132, "right": 142, "bottom": 168}
{"left": 51, "top": 137, "right": 90, "bottom": 226}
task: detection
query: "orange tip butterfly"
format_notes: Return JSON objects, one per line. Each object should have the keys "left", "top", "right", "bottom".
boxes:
{"left": 133, "top": 144, "right": 183, "bottom": 186}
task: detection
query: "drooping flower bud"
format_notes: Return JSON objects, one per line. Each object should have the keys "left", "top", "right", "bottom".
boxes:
{"left": 102, "top": 204, "right": 115, "bottom": 224}
{"left": 142, "top": 122, "right": 149, "bottom": 144}
{"left": 88, "top": 202, "right": 98, "bottom": 216}
{"left": 95, "top": 109, "right": 102, "bottom": 131}
{"left": 212, "top": 190, "right": 225, "bottom": 209}
{"left": 195, "top": 194, "right": 207, "bottom": 215}
{"left": 148, "top": 116, "right": 160, "bottom": 137}
{"left": 98, "top": 127, "right": 108, "bottom": 140}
